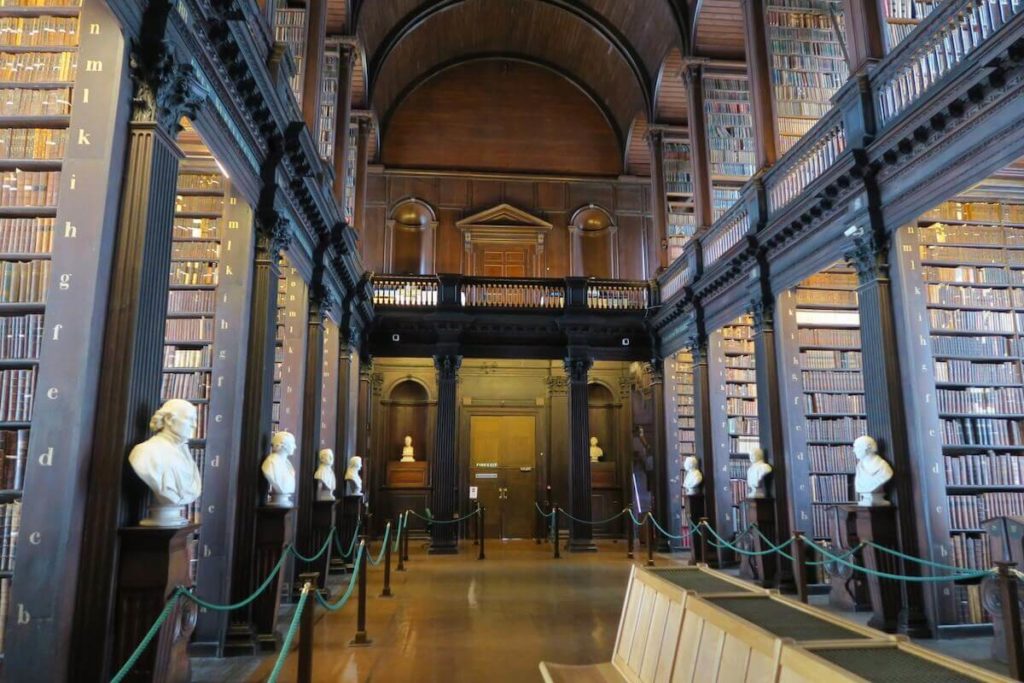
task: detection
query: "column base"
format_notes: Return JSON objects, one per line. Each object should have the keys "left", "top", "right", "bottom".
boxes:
{"left": 428, "top": 544, "right": 458, "bottom": 555}
{"left": 222, "top": 623, "right": 257, "bottom": 657}
{"left": 741, "top": 499, "right": 778, "bottom": 588}
{"left": 898, "top": 608, "right": 933, "bottom": 639}
{"left": 256, "top": 632, "right": 281, "bottom": 653}
{"left": 569, "top": 540, "right": 598, "bottom": 553}
{"left": 349, "top": 632, "right": 373, "bottom": 647}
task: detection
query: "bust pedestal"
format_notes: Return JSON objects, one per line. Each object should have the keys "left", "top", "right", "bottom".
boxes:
{"left": 331, "top": 495, "right": 363, "bottom": 574}
{"left": 847, "top": 504, "right": 902, "bottom": 633}
{"left": 740, "top": 498, "right": 777, "bottom": 587}
{"left": 386, "top": 460, "right": 428, "bottom": 487}
{"left": 112, "top": 524, "right": 199, "bottom": 683}
{"left": 252, "top": 506, "right": 294, "bottom": 651}
{"left": 309, "top": 500, "right": 337, "bottom": 593}
{"left": 683, "top": 494, "right": 715, "bottom": 567}
{"left": 830, "top": 506, "right": 872, "bottom": 613}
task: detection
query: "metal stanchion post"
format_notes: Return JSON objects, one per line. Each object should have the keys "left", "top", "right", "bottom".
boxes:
{"left": 627, "top": 507, "right": 635, "bottom": 559}
{"left": 350, "top": 539, "right": 372, "bottom": 646}
{"left": 297, "top": 573, "right": 318, "bottom": 683}
{"left": 997, "top": 562, "right": 1024, "bottom": 681}
{"left": 553, "top": 505, "right": 561, "bottom": 559}
{"left": 381, "top": 523, "right": 393, "bottom": 598}
{"left": 792, "top": 531, "right": 808, "bottom": 604}
{"left": 402, "top": 511, "right": 410, "bottom": 563}
{"left": 478, "top": 503, "right": 486, "bottom": 560}
{"left": 699, "top": 517, "right": 711, "bottom": 567}
{"left": 396, "top": 515, "right": 406, "bottom": 572}
{"left": 646, "top": 513, "right": 656, "bottom": 567}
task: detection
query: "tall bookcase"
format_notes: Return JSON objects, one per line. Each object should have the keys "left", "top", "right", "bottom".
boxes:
{"left": 778, "top": 266, "right": 866, "bottom": 548}
{"left": 0, "top": 0, "right": 79, "bottom": 654}
{"left": 709, "top": 315, "right": 759, "bottom": 544}
{"left": 664, "top": 141, "right": 696, "bottom": 259}
{"left": 703, "top": 72, "right": 756, "bottom": 220}
{"left": 272, "top": 0, "right": 307, "bottom": 106}
{"left": 667, "top": 349, "right": 696, "bottom": 548}
{"left": 318, "top": 38, "right": 340, "bottom": 162}
{"left": 320, "top": 317, "right": 339, "bottom": 453}
{"left": 344, "top": 123, "right": 356, "bottom": 223}
{"left": 765, "top": 0, "right": 850, "bottom": 154}
{"left": 881, "top": 0, "right": 939, "bottom": 50}
{"left": 276, "top": 258, "right": 307, "bottom": 444}
{"left": 895, "top": 200, "right": 1024, "bottom": 628}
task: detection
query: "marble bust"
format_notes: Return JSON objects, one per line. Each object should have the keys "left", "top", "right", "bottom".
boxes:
{"left": 314, "top": 448, "right": 336, "bottom": 502}
{"left": 262, "top": 431, "right": 296, "bottom": 507}
{"left": 589, "top": 436, "right": 604, "bottom": 463}
{"left": 746, "top": 447, "right": 772, "bottom": 499}
{"left": 128, "top": 399, "right": 203, "bottom": 527}
{"left": 854, "top": 435, "right": 893, "bottom": 506}
{"left": 400, "top": 435, "right": 416, "bottom": 463}
{"left": 345, "top": 455, "right": 363, "bottom": 496}
{"left": 682, "top": 456, "right": 703, "bottom": 496}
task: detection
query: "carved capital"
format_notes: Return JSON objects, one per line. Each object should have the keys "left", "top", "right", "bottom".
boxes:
{"left": 546, "top": 375, "right": 568, "bottom": 396}
{"left": 308, "top": 283, "right": 332, "bottom": 320}
{"left": 371, "top": 372, "right": 384, "bottom": 397}
{"left": 845, "top": 230, "right": 890, "bottom": 284}
{"left": 563, "top": 356, "right": 592, "bottom": 384}
{"left": 130, "top": 2, "right": 204, "bottom": 131}
{"left": 618, "top": 375, "right": 632, "bottom": 400}
{"left": 748, "top": 296, "right": 774, "bottom": 332}
{"left": 434, "top": 354, "right": 462, "bottom": 380}
{"left": 646, "top": 358, "right": 665, "bottom": 384}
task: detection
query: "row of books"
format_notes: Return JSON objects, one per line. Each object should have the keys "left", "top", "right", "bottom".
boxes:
{"left": 936, "top": 387, "right": 1024, "bottom": 414}
{"left": 0, "top": 258, "right": 47, "bottom": 303}
{"left": 171, "top": 241, "right": 219, "bottom": 260}
{"left": 922, "top": 265, "right": 1024, "bottom": 285}
{"left": 164, "top": 317, "right": 213, "bottom": 342}
{"left": 0, "top": 500, "right": 18, "bottom": 571}
{"left": 884, "top": 0, "right": 937, "bottom": 20}
{"left": 941, "top": 418, "right": 1024, "bottom": 447}
{"left": 954, "top": 585, "right": 988, "bottom": 624}
{"left": 0, "top": 50, "right": 75, "bottom": 83}
{"left": 925, "top": 201, "right": 1024, "bottom": 224}
{"left": 795, "top": 289, "right": 857, "bottom": 306}
{"left": 0, "top": 367, "right": 33, "bottom": 422}
{"left": 160, "top": 372, "right": 209, "bottom": 402}
{"left": 0, "top": 16, "right": 77, "bottom": 48}
{"left": 920, "top": 223, "right": 1024, "bottom": 247}
{"left": 0, "top": 85, "right": 70, "bottom": 116}
{"left": 947, "top": 492, "right": 1024, "bottom": 529}
{"left": 0, "top": 312, "right": 40, "bottom": 359}
{"left": 769, "top": 37, "right": 846, "bottom": 56}
{"left": 726, "top": 397, "right": 757, "bottom": 416}
{"left": 801, "top": 369, "right": 864, "bottom": 391}
{"left": 273, "top": 5, "right": 306, "bottom": 105}
{"left": 927, "top": 284, "right": 1023, "bottom": 308}
{"left": 163, "top": 345, "right": 211, "bottom": 369}
{"left": 730, "top": 435, "right": 760, "bottom": 457}
{"left": 931, "top": 334, "right": 1018, "bottom": 358}
{"left": 810, "top": 473, "right": 853, "bottom": 503}
{"left": 0, "top": 217, "right": 51, "bottom": 254}
{"left": 934, "top": 359, "right": 1019, "bottom": 384}
{"left": 176, "top": 195, "right": 223, "bottom": 214}
{"left": 0, "top": 428, "right": 25, "bottom": 490}
{"left": 809, "top": 444, "right": 856, "bottom": 473}
{"left": 726, "top": 383, "right": 757, "bottom": 398}
{"left": 944, "top": 452, "right": 1024, "bottom": 486}
{"left": 725, "top": 353, "right": 754, "bottom": 369}
{"left": 804, "top": 392, "right": 865, "bottom": 414}
{"left": 0, "top": 126, "right": 64, "bottom": 159}
{"left": 929, "top": 309, "right": 1014, "bottom": 333}
{"left": 811, "top": 505, "right": 836, "bottom": 539}
{"left": 726, "top": 368, "right": 756, "bottom": 382}
{"left": 168, "top": 289, "right": 215, "bottom": 315}
{"left": 722, "top": 340, "right": 755, "bottom": 354}
{"left": 177, "top": 173, "right": 223, "bottom": 192}
{"left": 730, "top": 479, "right": 747, "bottom": 506}
{"left": 773, "top": 98, "right": 832, "bottom": 119}
{"left": 0, "top": 169, "right": 59, "bottom": 206}
{"left": 797, "top": 327, "right": 860, "bottom": 347}
{"left": 169, "top": 261, "right": 217, "bottom": 286}
{"left": 921, "top": 245, "right": 1024, "bottom": 266}
{"left": 0, "top": 0, "right": 82, "bottom": 7}
{"left": 801, "top": 349, "right": 861, "bottom": 369}
{"left": 173, "top": 218, "right": 220, "bottom": 241}
{"left": 806, "top": 416, "right": 866, "bottom": 441}
{"left": 950, "top": 533, "right": 992, "bottom": 571}
{"left": 771, "top": 55, "right": 846, "bottom": 74}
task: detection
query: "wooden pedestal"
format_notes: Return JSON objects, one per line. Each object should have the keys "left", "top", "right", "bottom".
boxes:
{"left": 684, "top": 494, "right": 715, "bottom": 567}
{"left": 310, "top": 500, "right": 336, "bottom": 592}
{"left": 386, "top": 461, "right": 429, "bottom": 487}
{"left": 252, "top": 506, "right": 294, "bottom": 651}
{"left": 331, "top": 495, "right": 363, "bottom": 573}
{"left": 852, "top": 505, "right": 901, "bottom": 633}
{"left": 112, "top": 524, "right": 199, "bottom": 683}
{"left": 590, "top": 462, "right": 617, "bottom": 489}
{"left": 740, "top": 498, "right": 777, "bottom": 587}
{"left": 830, "top": 505, "right": 872, "bottom": 613}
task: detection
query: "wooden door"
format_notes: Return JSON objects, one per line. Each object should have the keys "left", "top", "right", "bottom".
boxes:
{"left": 469, "top": 414, "right": 537, "bottom": 538}
{"left": 474, "top": 245, "right": 531, "bottom": 277}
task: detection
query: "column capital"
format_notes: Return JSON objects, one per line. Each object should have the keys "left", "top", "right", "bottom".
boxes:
{"left": 308, "top": 284, "right": 332, "bottom": 321}
{"left": 434, "top": 354, "right": 462, "bottom": 379}
{"left": 563, "top": 355, "right": 593, "bottom": 383}
{"left": 749, "top": 295, "right": 775, "bottom": 332}
{"left": 546, "top": 374, "right": 568, "bottom": 397}
{"left": 845, "top": 229, "right": 890, "bottom": 284}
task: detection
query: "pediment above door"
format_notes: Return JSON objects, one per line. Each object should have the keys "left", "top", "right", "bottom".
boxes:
{"left": 456, "top": 203, "right": 553, "bottom": 242}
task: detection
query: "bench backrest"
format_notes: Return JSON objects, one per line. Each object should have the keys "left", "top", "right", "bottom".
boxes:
{"left": 611, "top": 566, "right": 687, "bottom": 682}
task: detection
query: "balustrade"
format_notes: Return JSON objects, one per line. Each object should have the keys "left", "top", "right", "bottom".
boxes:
{"left": 461, "top": 279, "right": 565, "bottom": 309}
{"left": 586, "top": 281, "right": 649, "bottom": 310}
{"left": 767, "top": 117, "right": 847, "bottom": 216}
{"left": 371, "top": 276, "right": 439, "bottom": 307}
{"left": 702, "top": 207, "right": 751, "bottom": 268}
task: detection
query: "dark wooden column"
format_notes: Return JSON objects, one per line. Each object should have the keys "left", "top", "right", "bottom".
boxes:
{"left": 749, "top": 264, "right": 794, "bottom": 588}
{"left": 430, "top": 353, "right": 462, "bottom": 553}
{"left": 740, "top": 0, "right": 778, "bottom": 170}
{"left": 352, "top": 117, "right": 370, "bottom": 234}
{"left": 648, "top": 359, "right": 674, "bottom": 551}
{"left": 682, "top": 63, "right": 713, "bottom": 230}
{"left": 686, "top": 312, "right": 720, "bottom": 567}
{"left": 846, "top": 231, "right": 932, "bottom": 637}
{"left": 334, "top": 329, "right": 357, "bottom": 483}
{"left": 70, "top": 3, "right": 198, "bottom": 677}
{"left": 647, "top": 128, "right": 668, "bottom": 274}
{"left": 300, "top": 0, "right": 326, "bottom": 138}
{"left": 356, "top": 358, "right": 373, "bottom": 463}
{"left": 841, "top": 0, "right": 886, "bottom": 73}
{"left": 331, "top": 42, "right": 356, "bottom": 207}
{"left": 565, "top": 354, "right": 597, "bottom": 552}
{"left": 295, "top": 270, "right": 328, "bottom": 574}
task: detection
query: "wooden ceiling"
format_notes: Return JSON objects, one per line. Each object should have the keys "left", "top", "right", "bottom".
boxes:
{"left": 691, "top": 0, "right": 746, "bottom": 60}
{"left": 655, "top": 48, "right": 688, "bottom": 126}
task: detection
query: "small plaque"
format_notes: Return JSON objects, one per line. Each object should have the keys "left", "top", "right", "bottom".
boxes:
{"left": 469, "top": 486, "right": 478, "bottom": 500}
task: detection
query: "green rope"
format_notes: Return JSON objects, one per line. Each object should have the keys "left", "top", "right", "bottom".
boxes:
{"left": 317, "top": 542, "right": 365, "bottom": 611}
{"left": 627, "top": 510, "right": 648, "bottom": 526}
{"left": 704, "top": 522, "right": 795, "bottom": 557}
{"left": 110, "top": 589, "right": 183, "bottom": 683}
{"left": 289, "top": 527, "right": 335, "bottom": 563}
{"left": 368, "top": 523, "right": 391, "bottom": 567}
{"left": 182, "top": 547, "right": 292, "bottom": 612}
{"left": 748, "top": 525, "right": 795, "bottom": 561}
{"left": 407, "top": 508, "right": 480, "bottom": 524}
{"left": 865, "top": 540, "right": 991, "bottom": 574}
{"left": 805, "top": 542, "right": 996, "bottom": 583}
{"left": 392, "top": 514, "right": 404, "bottom": 553}
{"left": 558, "top": 507, "right": 628, "bottom": 525}
{"left": 806, "top": 542, "right": 865, "bottom": 567}
{"left": 267, "top": 582, "right": 310, "bottom": 683}
{"left": 333, "top": 519, "right": 362, "bottom": 559}
{"left": 534, "top": 502, "right": 555, "bottom": 518}
{"left": 649, "top": 515, "right": 685, "bottom": 540}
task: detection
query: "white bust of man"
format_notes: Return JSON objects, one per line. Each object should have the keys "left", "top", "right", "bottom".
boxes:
{"left": 746, "top": 447, "right": 772, "bottom": 499}
{"left": 400, "top": 435, "right": 415, "bottom": 463}
{"left": 682, "top": 456, "right": 703, "bottom": 496}
{"left": 128, "top": 398, "right": 202, "bottom": 527}
{"left": 589, "top": 436, "right": 604, "bottom": 463}
{"left": 314, "top": 448, "right": 336, "bottom": 502}
{"left": 262, "top": 431, "right": 297, "bottom": 507}
{"left": 345, "top": 455, "right": 363, "bottom": 496}
{"left": 854, "top": 435, "right": 893, "bottom": 506}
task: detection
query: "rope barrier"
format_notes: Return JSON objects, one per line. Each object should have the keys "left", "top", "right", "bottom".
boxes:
{"left": 864, "top": 540, "right": 991, "bottom": 574}
{"left": 288, "top": 528, "right": 335, "bottom": 564}
{"left": 110, "top": 589, "right": 183, "bottom": 683}
{"left": 267, "top": 582, "right": 311, "bottom": 683}
{"left": 805, "top": 542, "right": 864, "bottom": 567}
{"left": 181, "top": 548, "right": 291, "bottom": 612}
{"left": 702, "top": 522, "right": 795, "bottom": 557}
{"left": 317, "top": 542, "right": 366, "bottom": 611}
{"left": 804, "top": 542, "right": 997, "bottom": 583}
{"left": 334, "top": 518, "right": 362, "bottom": 559}
{"left": 407, "top": 508, "right": 481, "bottom": 524}
{"left": 392, "top": 513, "right": 405, "bottom": 553}
{"left": 648, "top": 515, "right": 686, "bottom": 541}
{"left": 368, "top": 523, "right": 392, "bottom": 567}
{"left": 557, "top": 507, "right": 629, "bottom": 525}
{"left": 627, "top": 510, "right": 647, "bottom": 526}
{"left": 535, "top": 502, "right": 555, "bottom": 518}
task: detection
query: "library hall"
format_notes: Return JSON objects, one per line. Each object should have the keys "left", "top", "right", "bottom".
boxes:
{"left": 5, "top": 0, "right": 1024, "bottom": 681}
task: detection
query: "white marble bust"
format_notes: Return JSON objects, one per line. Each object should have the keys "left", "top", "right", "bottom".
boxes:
{"left": 314, "top": 448, "right": 336, "bottom": 502}
{"left": 128, "top": 399, "right": 203, "bottom": 527}
{"left": 746, "top": 447, "right": 772, "bottom": 499}
{"left": 682, "top": 456, "right": 703, "bottom": 496}
{"left": 854, "top": 435, "right": 893, "bottom": 507}
{"left": 262, "top": 431, "right": 296, "bottom": 507}
{"left": 345, "top": 455, "right": 363, "bottom": 496}
{"left": 400, "top": 435, "right": 415, "bottom": 463}
{"left": 589, "top": 436, "right": 604, "bottom": 463}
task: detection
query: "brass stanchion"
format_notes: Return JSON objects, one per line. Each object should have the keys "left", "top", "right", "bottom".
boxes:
{"left": 349, "top": 539, "right": 372, "bottom": 646}
{"left": 646, "top": 513, "right": 656, "bottom": 567}
{"left": 699, "top": 517, "right": 711, "bottom": 566}
{"left": 381, "top": 523, "right": 393, "bottom": 598}
{"left": 477, "top": 503, "right": 486, "bottom": 560}
{"left": 997, "top": 562, "right": 1024, "bottom": 681}
{"left": 402, "top": 512, "right": 410, "bottom": 563}
{"left": 626, "top": 507, "right": 635, "bottom": 559}
{"left": 396, "top": 515, "right": 406, "bottom": 572}
{"left": 792, "top": 531, "right": 808, "bottom": 604}
{"left": 297, "top": 573, "right": 318, "bottom": 683}
{"left": 553, "top": 505, "right": 561, "bottom": 559}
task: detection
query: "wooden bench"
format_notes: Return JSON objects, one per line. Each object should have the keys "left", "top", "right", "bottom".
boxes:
{"left": 540, "top": 565, "right": 1011, "bottom": 682}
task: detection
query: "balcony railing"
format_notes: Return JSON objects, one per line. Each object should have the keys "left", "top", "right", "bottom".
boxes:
{"left": 767, "top": 114, "right": 847, "bottom": 216}
{"left": 702, "top": 204, "right": 751, "bottom": 268}
{"left": 371, "top": 275, "right": 650, "bottom": 312}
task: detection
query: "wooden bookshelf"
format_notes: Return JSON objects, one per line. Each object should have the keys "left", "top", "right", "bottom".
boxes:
{"left": 881, "top": 0, "right": 939, "bottom": 50}
{"left": 668, "top": 349, "right": 696, "bottom": 548}
{"left": 320, "top": 317, "right": 339, "bottom": 452}
{"left": 664, "top": 141, "right": 695, "bottom": 258}
{"left": 344, "top": 123, "right": 356, "bottom": 223}
{"left": 765, "top": 0, "right": 850, "bottom": 154}
{"left": 318, "top": 38, "right": 340, "bottom": 162}
{"left": 702, "top": 72, "right": 755, "bottom": 221}
{"left": 272, "top": 0, "right": 308, "bottom": 106}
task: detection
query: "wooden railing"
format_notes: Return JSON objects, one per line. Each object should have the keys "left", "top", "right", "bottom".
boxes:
{"left": 702, "top": 204, "right": 751, "bottom": 268}
{"left": 767, "top": 114, "right": 847, "bottom": 216}
{"left": 462, "top": 277, "right": 566, "bottom": 309}
{"left": 371, "top": 275, "right": 439, "bottom": 307}
{"left": 586, "top": 280, "right": 649, "bottom": 310}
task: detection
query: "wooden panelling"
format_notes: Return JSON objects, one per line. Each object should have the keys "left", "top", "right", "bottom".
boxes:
{"left": 616, "top": 215, "right": 647, "bottom": 280}
{"left": 655, "top": 48, "right": 688, "bottom": 125}
{"left": 352, "top": 47, "right": 367, "bottom": 108}
{"left": 626, "top": 114, "right": 651, "bottom": 177}
{"left": 570, "top": 183, "right": 614, "bottom": 212}
{"left": 693, "top": 0, "right": 746, "bottom": 59}
{"left": 382, "top": 60, "right": 622, "bottom": 176}
{"left": 438, "top": 179, "right": 469, "bottom": 208}
{"left": 326, "top": 0, "right": 348, "bottom": 33}
{"left": 617, "top": 185, "right": 644, "bottom": 213}
{"left": 537, "top": 183, "right": 568, "bottom": 212}
{"left": 470, "top": 178, "right": 505, "bottom": 208}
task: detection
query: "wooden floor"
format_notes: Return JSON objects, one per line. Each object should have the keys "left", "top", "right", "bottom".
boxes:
{"left": 194, "top": 538, "right": 634, "bottom": 682}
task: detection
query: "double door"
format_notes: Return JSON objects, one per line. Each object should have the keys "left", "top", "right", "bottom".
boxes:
{"left": 469, "top": 414, "right": 536, "bottom": 539}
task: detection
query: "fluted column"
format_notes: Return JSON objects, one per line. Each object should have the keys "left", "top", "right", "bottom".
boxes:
{"left": 566, "top": 354, "right": 596, "bottom": 552}
{"left": 353, "top": 118, "right": 371, "bottom": 234}
{"left": 648, "top": 359, "right": 674, "bottom": 551}
{"left": 301, "top": 0, "right": 326, "bottom": 137}
{"left": 686, "top": 322, "right": 720, "bottom": 567}
{"left": 648, "top": 128, "right": 668, "bottom": 274}
{"left": 682, "top": 64, "right": 713, "bottom": 230}
{"left": 847, "top": 232, "right": 932, "bottom": 637}
{"left": 430, "top": 354, "right": 462, "bottom": 553}
{"left": 331, "top": 43, "right": 356, "bottom": 208}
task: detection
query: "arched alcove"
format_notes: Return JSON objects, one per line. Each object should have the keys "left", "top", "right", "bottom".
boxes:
{"left": 570, "top": 204, "right": 617, "bottom": 278}
{"left": 385, "top": 198, "right": 437, "bottom": 274}
{"left": 385, "top": 379, "right": 432, "bottom": 463}
{"left": 588, "top": 382, "right": 617, "bottom": 463}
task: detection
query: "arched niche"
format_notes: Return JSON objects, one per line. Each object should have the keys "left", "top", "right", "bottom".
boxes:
{"left": 587, "top": 381, "right": 618, "bottom": 463}
{"left": 383, "top": 378, "right": 434, "bottom": 465}
{"left": 385, "top": 198, "right": 437, "bottom": 274}
{"left": 569, "top": 204, "right": 617, "bottom": 279}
